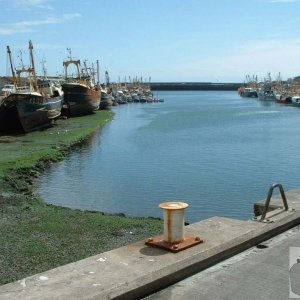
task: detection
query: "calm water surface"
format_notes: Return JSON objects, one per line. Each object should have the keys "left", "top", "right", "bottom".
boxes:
{"left": 36, "top": 91, "right": 300, "bottom": 223}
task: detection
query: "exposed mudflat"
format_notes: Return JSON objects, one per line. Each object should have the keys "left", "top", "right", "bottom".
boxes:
{"left": 0, "top": 111, "right": 162, "bottom": 285}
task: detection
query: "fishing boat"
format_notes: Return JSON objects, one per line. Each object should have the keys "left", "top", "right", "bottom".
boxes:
{"left": 257, "top": 73, "right": 277, "bottom": 101}
{"left": 99, "top": 88, "right": 113, "bottom": 109}
{"left": 62, "top": 53, "right": 100, "bottom": 117}
{"left": 238, "top": 75, "right": 258, "bottom": 98}
{"left": 0, "top": 41, "right": 63, "bottom": 134}
{"left": 238, "top": 87, "right": 258, "bottom": 98}
{"left": 99, "top": 70, "right": 113, "bottom": 109}
{"left": 131, "top": 93, "right": 140, "bottom": 102}
{"left": 114, "top": 90, "right": 127, "bottom": 104}
{"left": 258, "top": 89, "right": 277, "bottom": 101}
{"left": 291, "top": 95, "right": 300, "bottom": 106}
{"left": 276, "top": 95, "right": 292, "bottom": 104}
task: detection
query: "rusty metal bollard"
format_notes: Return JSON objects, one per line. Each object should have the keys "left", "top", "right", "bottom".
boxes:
{"left": 159, "top": 202, "right": 188, "bottom": 243}
{"left": 145, "top": 201, "right": 203, "bottom": 252}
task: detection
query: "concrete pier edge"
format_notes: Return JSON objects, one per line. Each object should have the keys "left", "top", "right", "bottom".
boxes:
{"left": 1, "top": 188, "right": 300, "bottom": 300}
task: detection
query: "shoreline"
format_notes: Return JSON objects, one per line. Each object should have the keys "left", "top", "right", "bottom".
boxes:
{"left": 0, "top": 111, "right": 162, "bottom": 285}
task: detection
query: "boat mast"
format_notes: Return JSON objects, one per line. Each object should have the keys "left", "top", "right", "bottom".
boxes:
{"left": 28, "top": 40, "right": 38, "bottom": 91}
{"left": 96, "top": 60, "right": 100, "bottom": 86}
{"left": 91, "top": 62, "right": 96, "bottom": 85}
{"left": 105, "top": 71, "right": 110, "bottom": 87}
{"left": 67, "top": 48, "right": 72, "bottom": 60}
{"left": 41, "top": 58, "right": 47, "bottom": 79}
{"left": 18, "top": 50, "right": 25, "bottom": 70}
{"left": 6, "top": 45, "right": 16, "bottom": 86}
{"left": 83, "top": 59, "right": 88, "bottom": 78}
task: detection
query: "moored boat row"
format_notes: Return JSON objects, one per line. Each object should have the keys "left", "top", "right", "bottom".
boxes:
{"left": 0, "top": 41, "right": 161, "bottom": 135}
{"left": 238, "top": 72, "right": 300, "bottom": 107}
{"left": 109, "top": 86, "right": 164, "bottom": 105}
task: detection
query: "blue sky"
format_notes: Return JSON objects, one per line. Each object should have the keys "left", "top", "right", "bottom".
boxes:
{"left": 1, "top": 0, "right": 300, "bottom": 83}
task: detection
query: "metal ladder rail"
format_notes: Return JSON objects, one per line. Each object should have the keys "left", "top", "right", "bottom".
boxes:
{"left": 259, "top": 183, "right": 289, "bottom": 222}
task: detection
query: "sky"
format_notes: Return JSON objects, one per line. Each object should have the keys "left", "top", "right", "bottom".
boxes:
{"left": 1, "top": 0, "right": 300, "bottom": 83}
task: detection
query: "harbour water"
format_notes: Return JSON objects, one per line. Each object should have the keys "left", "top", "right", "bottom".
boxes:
{"left": 36, "top": 91, "right": 300, "bottom": 223}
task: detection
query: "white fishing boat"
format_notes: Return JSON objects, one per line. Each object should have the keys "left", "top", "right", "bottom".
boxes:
{"left": 291, "top": 95, "right": 300, "bottom": 106}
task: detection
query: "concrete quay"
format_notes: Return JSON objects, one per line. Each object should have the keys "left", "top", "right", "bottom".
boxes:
{"left": 1, "top": 188, "right": 300, "bottom": 300}
{"left": 145, "top": 224, "right": 300, "bottom": 300}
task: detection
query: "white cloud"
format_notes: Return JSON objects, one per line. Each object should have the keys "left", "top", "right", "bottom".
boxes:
{"left": 63, "top": 13, "right": 81, "bottom": 20}
{"left": 10, "top": 0, "right": 53, "bottom": 10}
{"left": 158, "top": 38, "right": 300, "bottom": 82}
{"left": 0, "top": 13, "right": 81, "bottom": 35}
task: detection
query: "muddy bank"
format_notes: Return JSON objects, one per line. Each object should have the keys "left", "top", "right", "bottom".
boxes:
{"left": 0, "top": 111, "right": 162, "bottom": 285}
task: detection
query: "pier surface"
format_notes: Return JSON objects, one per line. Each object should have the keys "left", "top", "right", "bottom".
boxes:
{"left": 1, "top": 188, "right": 300, "bottom": 299}
{"left": 145, "top": 224, "right": 300, "bottom": 300}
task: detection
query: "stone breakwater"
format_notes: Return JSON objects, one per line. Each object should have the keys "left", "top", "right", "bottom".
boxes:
{"left": 150, "top": 82, "right": 241, "bottom": 91}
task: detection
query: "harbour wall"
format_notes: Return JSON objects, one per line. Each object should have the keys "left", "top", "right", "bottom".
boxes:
{"left": 150, "top": 82, "right": 242, "bottom": 91}
{"left": 0, "top": 77, "right": 241, "bottom": 91}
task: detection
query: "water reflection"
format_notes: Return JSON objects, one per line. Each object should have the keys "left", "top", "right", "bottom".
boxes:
{"left": 36, "top": 92, "right": 300, "bottom": 223}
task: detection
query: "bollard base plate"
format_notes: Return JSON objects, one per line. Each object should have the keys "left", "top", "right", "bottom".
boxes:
{"left": 145, "top": 235, "right": 203, "bottom": 252}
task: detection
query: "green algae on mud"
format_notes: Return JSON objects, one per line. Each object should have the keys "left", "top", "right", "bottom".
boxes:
{"left": 0, "top": 111, "right": 112, "bottom": 181}
{"left": 0, "top": 111, "right": 163, "bottom": 285}
{"left": 0, "top": 199, "right": 162, "bottom": 285}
